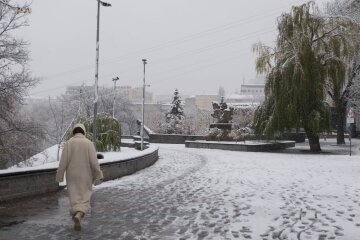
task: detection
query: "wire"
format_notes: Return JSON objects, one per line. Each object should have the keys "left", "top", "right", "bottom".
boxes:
{"left": 43, "top": 49, "right": 259, "bottom": 100}
{"left": 30, "top": 28, "right": 275, "bottom": 96}
{"left": 40, "top": 0, "right": 307, "bottom": 81}
{"left": 30, "top": 0, "right": 321, "bottom": 96}
{"left": 152, "top": 50, "right": 255, "bottom": 83}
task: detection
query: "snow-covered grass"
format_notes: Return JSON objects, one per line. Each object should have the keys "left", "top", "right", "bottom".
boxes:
{"left": 0, "top": 143, "right": 158, "bottom": 175}
{"left": 10, "top": 144, "right": 60, "bottom": 169}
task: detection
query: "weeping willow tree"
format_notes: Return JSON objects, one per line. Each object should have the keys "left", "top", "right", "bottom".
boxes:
{"left": 66, "top": 113, "right": 121, "bottom": 152}
{"left": 84, "top": 113, "right": 121, "bottom": 152}
{"left": 253, "top": 1, "right": 360, "bottom": 152}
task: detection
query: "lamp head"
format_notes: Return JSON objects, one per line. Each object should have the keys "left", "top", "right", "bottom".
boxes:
{"left": 142, "top": 59, "right": 147, "bottom": 64}
{"left": 100, "top": 1, "right": 112, "bottom": 7}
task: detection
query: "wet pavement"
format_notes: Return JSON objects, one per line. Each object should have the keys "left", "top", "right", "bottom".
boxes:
{"left": 0, "top": 147, "right": 209, "bottom": 240}
{"left": 1, "top": 142, "right": 360, "bottom": 239}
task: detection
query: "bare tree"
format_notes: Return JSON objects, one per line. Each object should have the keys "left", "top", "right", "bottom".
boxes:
{"left": 232, "top": 105, "right": 257, "bottom": 128}
{"left": 0, "top": 1, "right": 43, "bottom": 168}
{"left": 324, "top": 0, "right": 360, "bottom": 141}
{"left": 186, "top": 108, "right": 212, "bottom": 135}
{"left": 98, "top": 87, "right": 139, "bottom": 135}
{"left": 63, "top": 86, "right": 139, "bottom": 135}
{"left": 325, "top": 0, "right": 360, "bottom": 23}
{"left": 347, "top": 63, "right": 360, "bottom": 113}
{"left": 116, "top": 100, "right": 137, "bottom": 135}
{"left": 99, "top": 87, "right": 113, "bottom": 115}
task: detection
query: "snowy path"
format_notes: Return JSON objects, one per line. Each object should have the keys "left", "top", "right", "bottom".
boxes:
{"left": 1, "top": 144, "right": 360, "bottom": 239}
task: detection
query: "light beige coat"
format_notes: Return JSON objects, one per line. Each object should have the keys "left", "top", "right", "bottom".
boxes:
{"left": 56, "top": 133, "right": 103, "bottom": 215}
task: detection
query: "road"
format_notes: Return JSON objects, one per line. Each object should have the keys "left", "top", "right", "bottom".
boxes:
{"left": 1, "top": 142, "right": 360, "bottom": 239}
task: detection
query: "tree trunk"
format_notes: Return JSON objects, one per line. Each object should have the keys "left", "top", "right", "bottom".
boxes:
{"left": 307, "top": 132, "right": 321, "bottom": 152}
{"left": 336, "top": 101, "right": 346, "bottom": 145}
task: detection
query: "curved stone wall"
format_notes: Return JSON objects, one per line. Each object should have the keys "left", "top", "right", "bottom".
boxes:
{"left": 0, "top": 148, "right": 159, "bottom": 202}
{"left": 149, "top": 134, "right": 206, "bottom": 144}
{"left": 185, "top": 140, "right": 295, "bottom": 152}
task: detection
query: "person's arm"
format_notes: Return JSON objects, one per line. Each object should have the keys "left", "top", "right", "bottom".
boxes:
{"left": 88, "top": 141, "right": 104, "bottom": 182}
{"left": 56, "top": 142, "right": 69, "bottom": 182}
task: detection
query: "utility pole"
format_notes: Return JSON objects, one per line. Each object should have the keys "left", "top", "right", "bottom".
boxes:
{"left": 141, "top": 59, "right": 147, "bottom": 150}
{"left": 93, "top": 0, "right": 111, "bottom": 147}
{"left": 112, "top": 76, "right": 119, "bottom": 118}
{"left": 78, "top": 88, "right": 82, "bottom": 118}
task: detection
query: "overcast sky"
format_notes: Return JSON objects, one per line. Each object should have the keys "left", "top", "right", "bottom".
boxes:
{"left": 21, "top": 0, "right": 328, "bottom": 98}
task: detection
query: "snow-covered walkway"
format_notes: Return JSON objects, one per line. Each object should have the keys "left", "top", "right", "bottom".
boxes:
{"left": 1, "top": 142, "right": 360, "bottom": 239}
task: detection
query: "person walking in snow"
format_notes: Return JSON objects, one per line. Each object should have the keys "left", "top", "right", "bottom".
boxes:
{"left": 56, "top": 123, "right": 103, "bottom": 231}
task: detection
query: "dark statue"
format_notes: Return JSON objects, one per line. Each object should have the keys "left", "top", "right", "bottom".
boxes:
{"left": 211, "top": 97, "right": 234, "bottom": 124}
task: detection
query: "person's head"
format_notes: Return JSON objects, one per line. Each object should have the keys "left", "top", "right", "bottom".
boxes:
{"left": 72, "top": 123, "right": 86, "bottom": 136}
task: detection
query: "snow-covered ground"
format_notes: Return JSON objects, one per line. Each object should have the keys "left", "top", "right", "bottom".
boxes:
{"left": 95, "top": 142, "right": 360, "bottom": 239}
{"left": 1, "top": 139, "right": 360, "bottom": 240}
{"left": 0, "top": 141, "right": 158, "bottom": 175}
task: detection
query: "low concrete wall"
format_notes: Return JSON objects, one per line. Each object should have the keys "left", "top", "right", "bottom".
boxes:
{"left": 0, "top": 149, "right": 159, "bottom": 202}
{"left": 0, "top": 168, "right": 59, "bottom": 202}
{"left": 101, "top": 149, "right": 158, "bottom": 181}
{"left": 121, "top": 142, "right": 135, "bottom": 148}
{"left": 149, "top": 133, "right": 305, "bottom": 144}
{"left": 185, "top": 140, "right": 295, "bottom": 152}
{"left": 278, "top": 133, "right": 306, "bottom": 143}
{"left": 149, "top": 134, "right": 206, "bottom": 144}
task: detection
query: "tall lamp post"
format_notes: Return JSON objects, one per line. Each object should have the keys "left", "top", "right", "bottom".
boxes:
{"left": 141, "top": 59, "right": 147, "bottom": 150}
{"left": 112, "top": 76, "right": 119, "bottom": 118}
{"left": 93, "top": 0, "right": 111, "bottom": 147}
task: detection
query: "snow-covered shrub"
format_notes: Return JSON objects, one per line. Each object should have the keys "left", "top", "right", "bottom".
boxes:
{"left": 229, "top": 127, "right": 253, "bottom": 141}
{"left": 206, "top": 128, "right": 232, "bottom": 141}
{"left": 207, "top": 126, "right": 254, "bottom": 141}
{"left": 206, "top": 127, "right": 220, "bottom": 141}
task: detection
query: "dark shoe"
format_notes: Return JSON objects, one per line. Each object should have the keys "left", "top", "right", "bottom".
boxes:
{"left": 73, "top": 212, "right": 83, "bottom": 231}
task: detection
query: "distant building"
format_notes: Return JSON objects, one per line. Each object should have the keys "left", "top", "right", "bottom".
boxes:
{"left": 153, "top": 94, "right": 173, "bottom": 104}
{"left": 226, "top": 94, "right": 254, "bottom": 103}
{"left": 225, "top": 94, "right": 259, "bottom": 110}
{"left": 160, "top": 103, "right": 172, "bottom": 112}
{"left": 130, "top": 103, "right": 162, "bottom": 114}
{"left": 185, "top": 95, "right": 218, "bottom": 110}
{"left": 119, "top": 86, "right": 153, "bottom": 103}
{"left": 184, "top": 96, "right": 196, "bottom": 111}
{"left": 215, "top": 83, "right": 266, "bottom": 110}
{"left": 239, "top": 84, "right": 265, "bottom": 103}
{"left": 65, "top": 85, "right": 154, "bottom": 103}
{"left": 66, "top": 85, "right": 92, "bottom": 95}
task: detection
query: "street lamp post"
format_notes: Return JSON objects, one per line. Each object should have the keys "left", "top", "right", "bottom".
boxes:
{"left": 112, "top": 76, "right": 119, "bottom": 118}
{"left": 93, "top": 0, "right": 111, "bottom": 147}
{"left": 141, "top": 59, "right": 147, "bottom": 150}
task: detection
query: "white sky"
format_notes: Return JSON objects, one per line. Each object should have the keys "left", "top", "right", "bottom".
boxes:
{"left": 20, "top": 0, "right": 328, "bottom": 98}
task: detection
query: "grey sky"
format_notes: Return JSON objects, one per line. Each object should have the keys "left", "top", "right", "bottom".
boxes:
{"left": 22, "top": 0, "right": 328, "bottom": 98}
